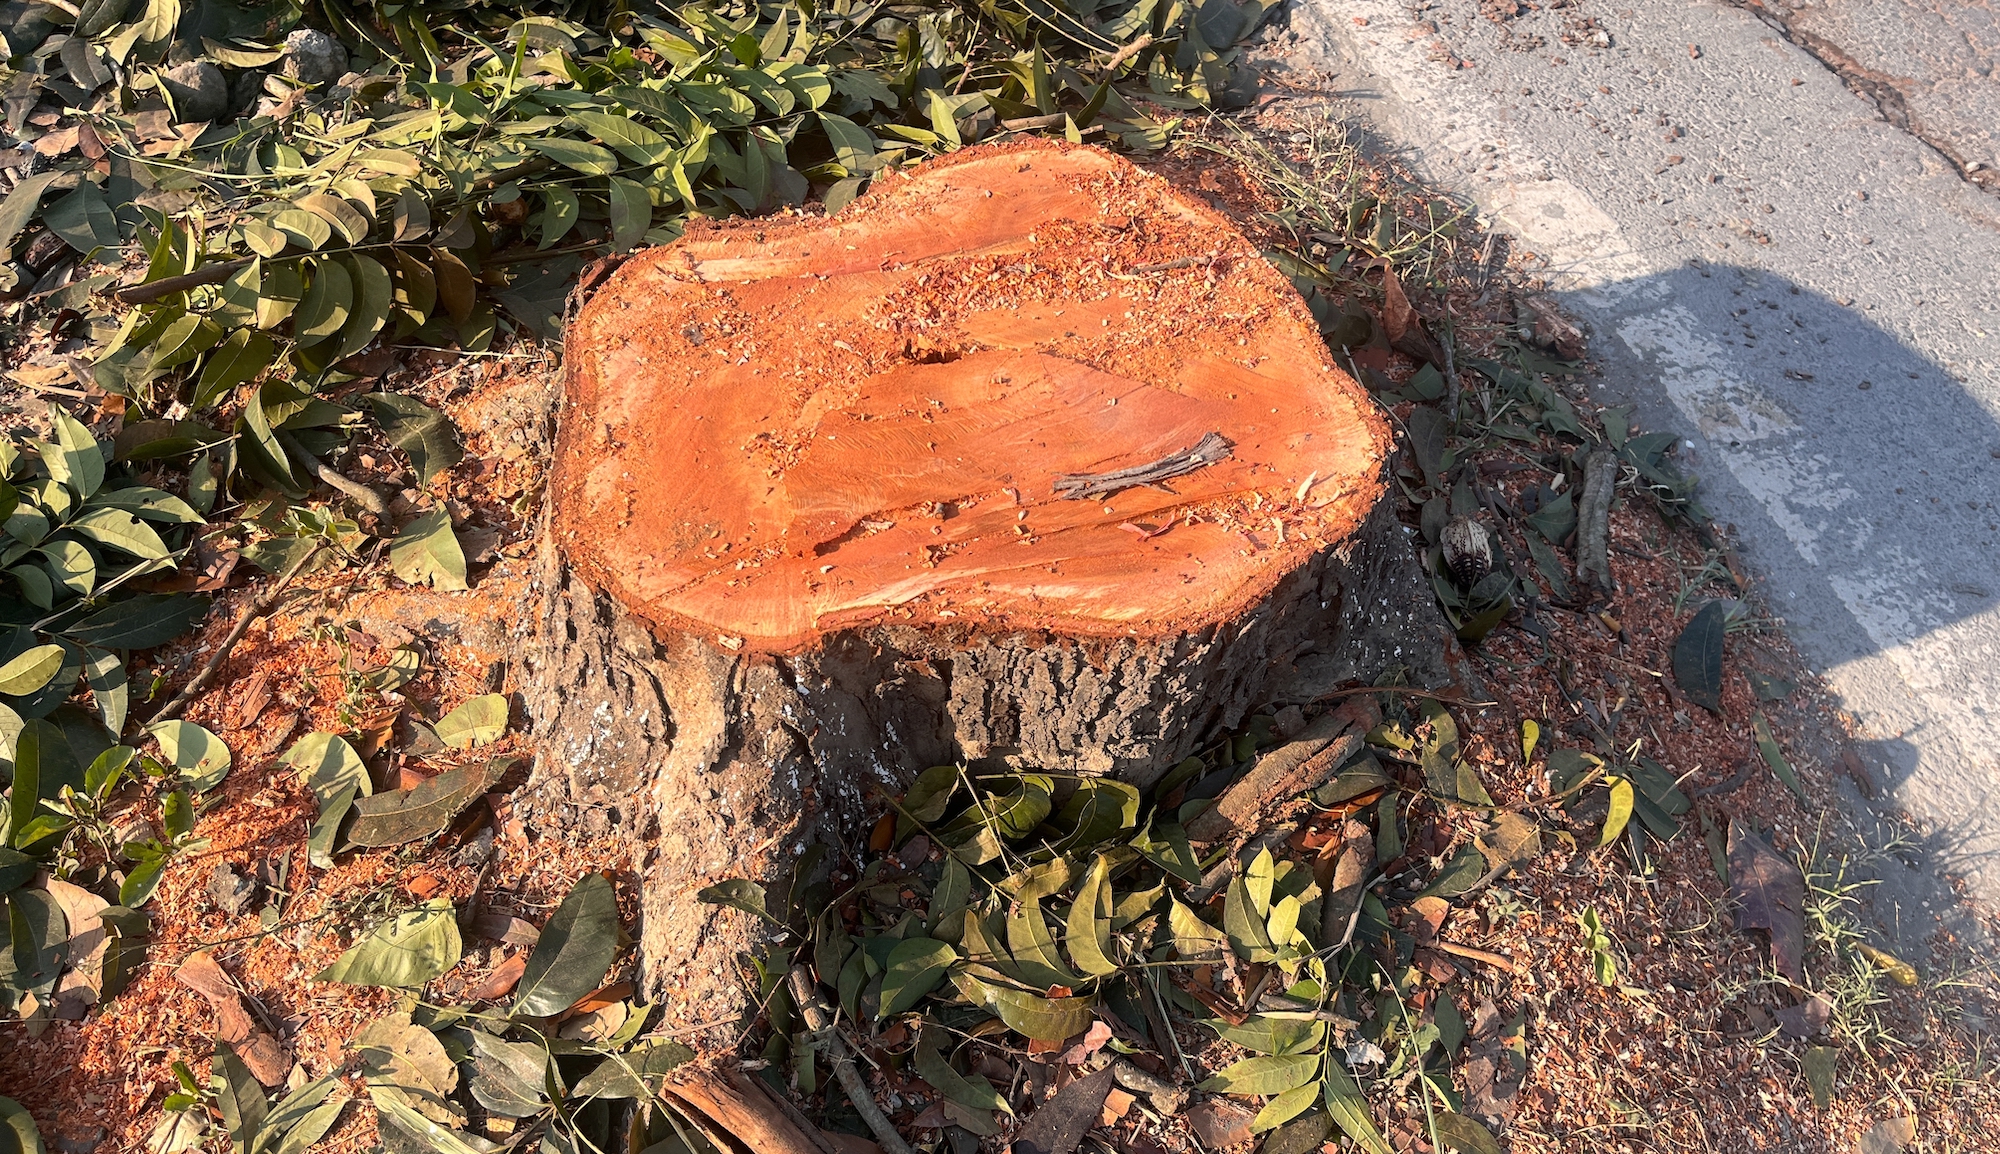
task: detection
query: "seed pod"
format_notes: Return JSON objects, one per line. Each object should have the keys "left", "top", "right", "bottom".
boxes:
{"left": 1440, "top": 515, "right": 1493, "bottom": 589}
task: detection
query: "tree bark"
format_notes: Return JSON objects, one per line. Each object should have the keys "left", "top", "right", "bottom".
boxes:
{"left": 517, "top": 140, "right": 1453, "bottom": 1044}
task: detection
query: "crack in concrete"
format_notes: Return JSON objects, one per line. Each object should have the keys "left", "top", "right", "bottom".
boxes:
{"left": 1727, "top": 0, "right": 2000, "bottom": 194}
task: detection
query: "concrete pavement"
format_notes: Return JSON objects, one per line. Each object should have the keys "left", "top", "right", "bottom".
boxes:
{"left": 1280, "top": 0, "right": 2000, "bottom": 926}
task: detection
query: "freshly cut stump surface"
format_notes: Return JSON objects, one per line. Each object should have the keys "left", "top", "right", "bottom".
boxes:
{"left": 554, "top": 142, "right": 1387, "bottom": 651}
{"left": 530, "top": 140, "right": 1439, "bottom": 1036}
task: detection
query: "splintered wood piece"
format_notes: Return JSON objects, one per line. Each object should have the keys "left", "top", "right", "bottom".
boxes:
{"left": 555, "top": 140, "right": 1387, "bottom": 653}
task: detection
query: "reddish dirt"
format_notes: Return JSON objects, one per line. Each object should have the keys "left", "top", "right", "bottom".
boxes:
{"left": 555, "top": 139, "right": 1389, "bottom": 653}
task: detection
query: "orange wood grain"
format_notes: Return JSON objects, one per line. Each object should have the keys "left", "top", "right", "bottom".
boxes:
{"left": 555, "top": 140, "right": 1388, "bottom": 652}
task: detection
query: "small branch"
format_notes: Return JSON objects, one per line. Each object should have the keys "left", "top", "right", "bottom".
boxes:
{"left": 1055, "top": 432, "right": 1233, "bottom": 500}
{"left": 275, "top": 429, "right": 391, "bottom": 515}
{"left": 117, "top": 258, "right": 254, "bottom": 305}
{"left": 1099, "top": 33, "right": 1154, "bottom": 72}
{"left": 149, "top": 540, "right": 327, "bottom": 725}
{"left": 1575, "top": 447, "right": 1617, "bottom": 596}
{"left": 1435, "top": 940, "right": 1518, "bottom": 973}
{"left": 786, "top": 967, "right": 916, "bottom": 1154}
{"left": 1000, "top": 113, "right": 1065, "bottom": 131}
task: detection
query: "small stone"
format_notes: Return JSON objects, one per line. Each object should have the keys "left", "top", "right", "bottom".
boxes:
{"left": 283, "top": 28, "right": 348, "bottom": 86}
{"left": 208, "top": 861, "right": 261, "bottom": 916}
{"left": 1188, "top": 1100, "right": 1257, "bottom": 1149}
{"left": 161, "top": 61, "right": 229, "bottom": 123}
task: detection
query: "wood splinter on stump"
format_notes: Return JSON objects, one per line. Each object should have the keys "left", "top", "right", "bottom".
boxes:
{"left": 525, "top": 139, "right": 1449, "bottom": 1039}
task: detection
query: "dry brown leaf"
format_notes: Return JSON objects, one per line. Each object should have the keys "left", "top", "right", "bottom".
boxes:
{"left": 1727, "top": 818, "right": 1807, "bottom": 982}
{"left": 470, "top": 954, "right": 527, "bottom": 1001}
{"left": 173, "top": 951, "right": 290, "bottom": 1085}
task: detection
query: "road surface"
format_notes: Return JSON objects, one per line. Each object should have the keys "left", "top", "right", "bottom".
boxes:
{"left": 1283, "top": 0, "right": 2000, "bottom": 925}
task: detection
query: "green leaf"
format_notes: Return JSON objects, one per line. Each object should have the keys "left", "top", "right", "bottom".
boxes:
{"left": 294, "top": 192, "right": 370, "bottom": 245}
{"left": 0, "top": 645, "right": 65, "bottom": 697}
{"left": 606, "top": 176, "right": 651, "bottom": 253}
{"left": 284, "top": 733, "right": 369, "bottom": 868}
{"left": 42, "top": 183, "right": 121, "bottom": 254}
{"left": 118, "top": 845, "right": 168, "bottom": 907}
{"left": 0, "top": 172, "right": 60, "bottom": 255}
{"left": 568, "top": 1039, "right": 695, "bottom": 1099}
{"left": 0, "top": 847, "right": 37, "bottom": 894}
{"left": 915, "top": 1025, "right": 1012, "bottom": 1117}
{"left": 1224, "top": 873, "right": 1276, "bottom": 960}
{"left": 1253, "top": 1082, "right": 1320, "bottom": 1133}
{"left": 347, "top": 758, "right": 508, "bottom": 848}
{"left": 526, "top": 138, "right": 620, "bottom": 175}
{"left": 213, "top": 1043, "right": 267, "bottom": 1153}
{"left": 927, "top": 854, "right": 971, "bottom": 938}
{"left": 1064, "top": 854, "right": 1118, "bottom": 977}
{"left": 0, "top": 1093, "right": 47, "bottom": 1154}
{"left": 1752, "top": 713, "right": 1805, "bottom": 801}
{"left": 511, "top": 872, "right": 619, "bottom": 1017}
{"left": 1672, "top": 600, "right": 1728, "bottom": 714}
{"left": 66, "top": 508, "right": 170, "bottom": 562}
{"left": 390, "top": 508, "right": 467, "bottom": 591}
{"left": 193, "top": 329, "right": 275, "bottom": 410}
{"left": 1054, "top": 778, "right": 1139, "bottom": 847}
{"left": 1198, "top": 1054, "right": 1318, "bottom": 1095}
{"left": 1431, "top": 1112, "right": 1504, "bottom": 1154}
{"left": 953, "top": 973, "right": 1094, "bottom": 1042}
{"left": 817, "top": 113, "right": 877, "bottom": 173}
{"left": 60, "top": 593, "right": 208, "bottom": 649}
{"left": 569, "top": 111, "right": 672, "bottom": 162}
{"left": 1599, "top": 776, "right": 1634, "bottom": 848}
{"left": 537, "top": 187, "right": 580, "bottom": 250}
{"left": 466, "top": 1032, "right": 550, "bottom": 1117}
{"left": 147, "top": 720, "right": 231, "bottom": 792}
{"left": 878, "top": 936, "right": 955, "bottom": 1017}
{"left": 1136, "top": 820, "right": 1202, "bottom": 883}
{"left": 333, "top": 254, "right": 393, "bottom": 360}
{"left": 46, "top": 405, "right": 106, "bottom": 500}
{"left": 86, "top": 485, "right": 203, "bottom": 524}
{"left": 926, "top": 89, "right": 963, "bottom": 148}
{"left": 1210, "top": 1015, "right": 1325, "bottom": 1056}
{"left": 316, "top": 898, "right": 461, "bottom": 987}
{"left": 1322, "top": 1066, "right": 1393, "bottom": 1154}
{"left": 697, "top": 877, "right": 776, "bottom": 923}
{"left": 8, "top": 885, "right": 69, "bottom": 988}
{"left": 434, "top": 694, "right": 507, "bottom": 749}
{"left": 1169, "top": 897, "right": 1226, "bottom": 959}
{"left": 257, "top": 263, "right": 303, "bottom": 330}
{"left": 111, "top": 420, "right": 224, "bottom": 461}
{"left": 256, "top": 1075, "right": 342, "bottom": 1154}
{"left": 7, "top": 720, "right": 51, "bottom": 846}
{"left": 365, "top": 394, "right": 462, "bottom": 484}
{"left": 293, "top": 259, "right": 353, "bottom": 346}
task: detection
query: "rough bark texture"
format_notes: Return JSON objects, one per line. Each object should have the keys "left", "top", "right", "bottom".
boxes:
{"left": 515, "top": 141, "right": 1455, "bottom": 1044}
{"left": 522, "top": 492, "right": 1445, "bottom": 1040}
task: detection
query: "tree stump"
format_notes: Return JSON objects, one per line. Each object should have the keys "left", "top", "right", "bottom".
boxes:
{"left": 523, "top": 140, "right": 1448, "bottom": 1038}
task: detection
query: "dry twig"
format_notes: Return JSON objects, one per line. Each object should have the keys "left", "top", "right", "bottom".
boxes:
{"left": 786, "top": 966, "right": 916, "bottom": 1154}
{"left": 148, "top": 539, "right": 327, "bottom": 725}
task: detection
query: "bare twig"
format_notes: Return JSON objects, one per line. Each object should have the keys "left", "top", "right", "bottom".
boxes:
{"left": 1054, "top": 432, "right": 1232, "bottom": 500}
{"left": 1099, "top": 33, "right": 1154, "bottom": 72}
{"left": 117, "top": 257, "right": 254, "bottom": 305}
{"left": 1000, "top": 112, "right": 1065, "bottom": 131}
{"left": 149, "top": 539, "right": 327, "bottom": 725}
{"left": 785, "top": 966, "right": 916, "bottom": 1154}
{"left": 275, "top": 429, "right": 391, "bottom": 515}
{"left": 1435, "top": 940, "right": 1518, "bottom": 973}
{"left": 1575, "top": 447, "right": 1618, "bottom": 596}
